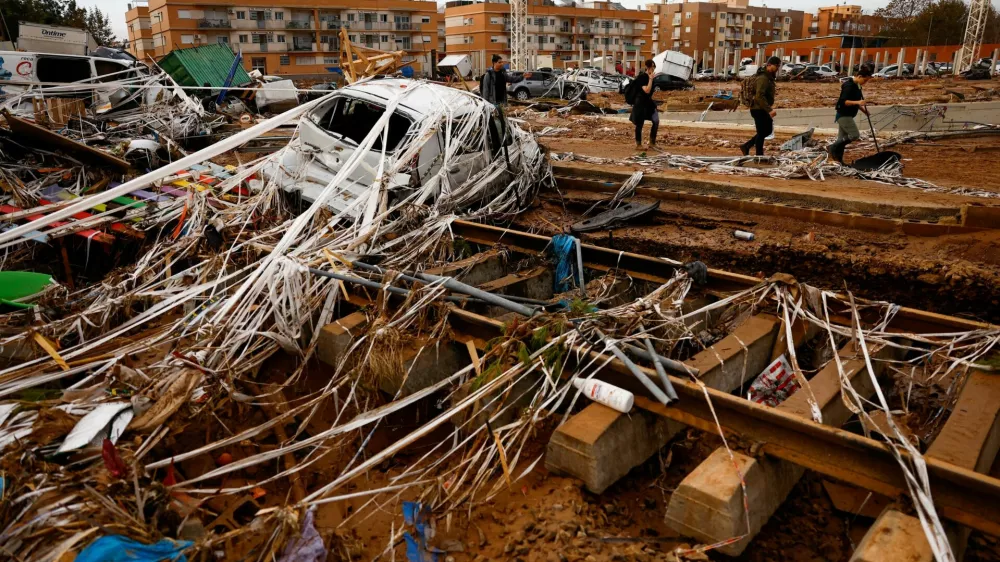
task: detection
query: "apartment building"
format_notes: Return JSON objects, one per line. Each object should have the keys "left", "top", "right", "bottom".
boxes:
{"left": 129, "top": 0, "right": 440, "bottom": 76}
{"left": 648, "top": 0, "right": 804, "bottom": 68}
{"left": 802, "top": 5, "right": 882, "bottom": 39}
{"left": 443, "top": 0, "right": 653, "bottom": 72}
{"left": 125, "top": 2, "right": 155, "bottom": 60}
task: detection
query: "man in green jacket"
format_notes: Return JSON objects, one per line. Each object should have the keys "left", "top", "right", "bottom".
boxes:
{"left": 740, "top": 56, "right": 780, "bottom": 156}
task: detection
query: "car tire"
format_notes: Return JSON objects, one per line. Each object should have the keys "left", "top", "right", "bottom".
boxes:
{"left": 515, "top": 89, "right": 529, "bottom": 101}
{"left": 652, "top": 85, "right": 661, "bottom": 93}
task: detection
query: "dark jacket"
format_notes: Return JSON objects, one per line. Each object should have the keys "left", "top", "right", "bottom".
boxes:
{"left": 629, "top": 72, "right": 655, "bottom": 124}
{"left": 750, "top": 68, "right": 776, "bottom": 112}
{"left": 835, "top": 78, "right": 863, "bottom": 119}
{"left": 481, "top": 68, "right": 507, "bottom": 104}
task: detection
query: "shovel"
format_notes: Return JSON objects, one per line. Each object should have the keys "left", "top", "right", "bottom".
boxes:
{"left": 852, "top": 99, "right": 902, "bottom": 171}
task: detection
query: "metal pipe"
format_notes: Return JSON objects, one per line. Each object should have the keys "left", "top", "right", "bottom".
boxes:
{"left": 575, "top": 237, "right": 586, "bottom": 297}
{"left": 594, "top": 329, "right": 670, "bottom": 404}
{"left": 644, "top": 336, "right": 679, "bottom": 401}
{"left": 308, "top": 267, "right": 506, "bottom": 308}
{"left": 414, "top": 271, "right": 538, "bottom": 317}
{"left": 622, "top": 342, "right": 700, "bottom": 377}
{"left": 352, "top": 261, "right": 551, "bottom": 306}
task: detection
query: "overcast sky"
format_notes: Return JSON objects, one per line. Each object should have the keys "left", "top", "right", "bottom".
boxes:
{"left": 87, "top": 0, "right": 958, "bottom": 45}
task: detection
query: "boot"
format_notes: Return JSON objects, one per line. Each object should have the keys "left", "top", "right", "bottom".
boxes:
{"left": 740, "top": 140, "right": 752, "bottom": 156}
{"left": 827, "top": 140, "right": 847, "bottom": 163}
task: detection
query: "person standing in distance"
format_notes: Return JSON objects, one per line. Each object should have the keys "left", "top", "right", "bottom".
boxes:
{"left": 740, "top": 56, "right": 781, "bottom": 156}
{"left": 827, "top": 64, "right": 873, "bottom": 163}
{"left": 630, "top": 59, "right": 660, "bottom": 150}
{"left": 481, "top": 54, "right": 508, "bottom": 107}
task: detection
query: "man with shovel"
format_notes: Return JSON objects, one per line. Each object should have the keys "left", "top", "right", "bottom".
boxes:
{"left": 828, "top": 64, "right": 873, "bottom": 163}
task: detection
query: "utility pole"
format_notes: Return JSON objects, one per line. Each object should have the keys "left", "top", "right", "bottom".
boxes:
{"left": 510, "top": 0, "right": 527, "bottom": 71}
{"left": 957, "top": 0, "right": 988, "bottom": 73}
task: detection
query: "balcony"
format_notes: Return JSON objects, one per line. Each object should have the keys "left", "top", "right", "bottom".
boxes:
{"left": 286, "top": 20, "right": 314, "bottom": 29}
{"left": 198, "top": 18, "right": 231, "bottom": 29}
{"left": 291, "top": 42, "right": 314, "bottom": 51}
{"left": 325, "top": 21, "right": 349, "bottom": 30}
{"left": 395, "top": 22, "right": 421, "bottom": 31}
{"left": 322, "top": 41, "right": 340, "bottom": 51}
{"left": 576, "top": 25, "right": 591, "bottom": 34}
{"left": 359, "top": 21, "right": 392, "bottom": 31}
{"left": 672, "top": 17, "right": 681, "bottom": 26}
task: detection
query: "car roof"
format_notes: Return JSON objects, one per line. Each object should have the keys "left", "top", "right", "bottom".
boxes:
{"left": 341, "top": 79, "right": 484, "bottom": 117}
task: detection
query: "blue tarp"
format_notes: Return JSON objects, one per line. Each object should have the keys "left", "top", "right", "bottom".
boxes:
{"left": 75, "top": 536, "right": 193, "bottom": 562}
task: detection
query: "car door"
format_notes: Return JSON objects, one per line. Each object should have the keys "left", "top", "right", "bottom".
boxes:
{"left": 534, "top": 72, "right": 554, "bottom": 96}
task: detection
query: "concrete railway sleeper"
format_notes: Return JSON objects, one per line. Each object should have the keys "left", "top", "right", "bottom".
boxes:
{"left": 308, "top": 221, "right": 1000, "bottom": 560}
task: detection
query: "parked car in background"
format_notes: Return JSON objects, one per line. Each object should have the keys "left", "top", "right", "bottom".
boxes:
{"left": 507, "top": 70, "right": 587, "bottom": 100}
{"left": 692, "top": 69, "right": 717, "bottom": 80}
{"left": 779, "top": 63, "right": 806, "bottom": 77}
{"left": 651, "top": 74, "right": 695, "bottom": 91}
{"left": 874, "top": 64, "right": 914, "bottom": 77}
{"left": 569, "top": 68, "right": 621, "bottom": 93}
{"left": 305, "top": 82, "right": 337, "bottom": 101}
{"left": 737, "top": 64, "right": 758, "bottom": 78}
{"left": 805, "top": 64, "right": 838, "bottom": 77}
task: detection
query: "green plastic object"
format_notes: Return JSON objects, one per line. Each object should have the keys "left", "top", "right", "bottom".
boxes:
{"left": 0, "top": 271, "right": 54, "bottom": 309}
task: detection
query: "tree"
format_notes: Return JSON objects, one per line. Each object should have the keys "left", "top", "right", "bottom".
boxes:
{"left": 85, "top": 7, "right": 115, "bottom": 45}
{"left": 907, "top": 0, "right": 967, "bottom": 46}
{"left": 874, "top": 0, "right": 932, "bottom": 45}
{"left": 0, "top": 0, "right": 115, "bottom": 45}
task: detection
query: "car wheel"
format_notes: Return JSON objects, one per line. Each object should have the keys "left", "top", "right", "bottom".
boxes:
{"left": 652, "top": 85, "right": 661, "bottom": 93}
{"left": 515, "top": 89, "right": 529, "bottom": 101}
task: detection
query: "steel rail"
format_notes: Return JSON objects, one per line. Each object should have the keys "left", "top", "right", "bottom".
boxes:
{"left": 445, "top": 305, "right": 1000, "bottom": 537}
{"left": 450, "top": 219, "right": 996, "bottom": 334}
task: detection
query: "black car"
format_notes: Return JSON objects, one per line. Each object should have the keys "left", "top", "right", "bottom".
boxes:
{"left": 619, "top": 74, "right": 694, "bottom": 94}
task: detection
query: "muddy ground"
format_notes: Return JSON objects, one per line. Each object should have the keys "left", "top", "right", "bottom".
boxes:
{"left": 521, "top": 114, "right": 1000, "bottom": 195}
{"left": 583, "top": 76, "right": 1000, "bottom": 110}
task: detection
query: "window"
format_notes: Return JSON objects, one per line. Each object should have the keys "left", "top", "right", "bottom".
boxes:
{"left": 684, "top": 26, "right": 690, "bottom": 33}
{"left": 236, "top": 11, "right": 246, "bottom": 20}
{"left": 275, "top": 12, "right": 283, "bottom": 20}
{"left": 177, "top": 10, "right": 191, "bottom": 18}
{"left": 490, "top": 36, "right": 502, "bottom": 43}
{"left": 347, "top": 13, "right": 355, "bottom": 21}
{"left": 37, "top": 56, "right": 91, "bottom": 82}
{"left": 709, "top": 41, "right": 714, "bottom": 47}
{"left": 217, "top": 36, "right": 228, "bottom": 44}
{"left": 709, "top": 27, "right": 714, "bottom": 32}
{"left": 250, "top": 11, "right": 257, "bottom": 20}
{"left": 153, "top": 11, "right": 162, "bottom": 22}
{"left": 685, "top": 11, "right": 692, "bottom": 18}
{"left": 766, "top": 17, "right": 771, "bottom": 23}
{"left": 280, "top": 55, "right": 290, "bottom": 65}
{"left": 711, "top": 12, "right": 715, "bottom": 19}
{"left": 277, "top": 34, "right": 285, "bottom": 42}
{"left": 744, "top": 41, "right": 750, "bottom": 48}
{"left": 746, "top": 14, "right": 752, "bottom": 21}
{"left": 684, "top": 40, "right": 690, "bottom": 47}
{"left": 251, "top": 57, "right": 266, "bottom": 73}
{"left": 238, "top": 34, "right": 248, "bottom": 43}
{"left": 94, "top": 59, "right": 127, "bottom": 81}
{"left": 756, "top": 16, "right": 761, "bottom": 22}
{"left": 784, "top": 17, "right": 791, "bottom": 24}
{"left": 181, "top": 34, "right": 194, "bottom": 44}
{"left": 550, "top": 18, "right": 555, "bottom": 25}
{"left": 421, "top": 16, "right": 430, "bottom": 23}
{"left": 316, "top": 97, "right": 412, "bottom": 152}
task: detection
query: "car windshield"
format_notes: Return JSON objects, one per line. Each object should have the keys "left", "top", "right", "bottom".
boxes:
{"left": 316, "top": 96, "right": 412, "bottom": 152}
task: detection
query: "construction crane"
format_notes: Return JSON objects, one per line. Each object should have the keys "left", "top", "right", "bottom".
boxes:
{"left": 338, "top": 28, "right": 407, "bottom": 83}
{"left": 510, "top": 0, "right": 527, "bottom": 71}
{"left": 956, "top": 0, "right": 989, "bottom": 73}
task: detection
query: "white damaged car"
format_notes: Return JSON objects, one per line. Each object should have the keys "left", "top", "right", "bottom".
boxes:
{"left": 264, "top": 79, "right": 545, "bottom": 219}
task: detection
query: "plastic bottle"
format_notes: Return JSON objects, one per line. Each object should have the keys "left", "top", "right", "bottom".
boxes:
{"left": 572, "top": 377, "right": 635, "bottom": 413}
{"left": 734, "top": 230, "right": 755, "bottom": 241}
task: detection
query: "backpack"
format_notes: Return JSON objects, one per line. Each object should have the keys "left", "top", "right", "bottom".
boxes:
{"left": 624, "top": 76, "right": 640, "bottom": 105}
{"left": 739, "top": 74, "right": 757, "bottom": 108}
